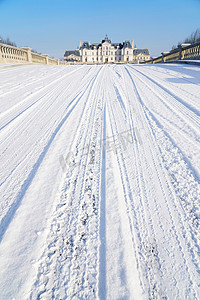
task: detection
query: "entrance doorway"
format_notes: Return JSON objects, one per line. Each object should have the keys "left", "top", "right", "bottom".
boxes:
{"left": 85, "top": 58, "right": 87, "bottom": 62}
{"left": 105, "top": 58, "right": 108, "bottom": 63}
{"left": 126, "top": 57, "right": 129, "bottom": 62}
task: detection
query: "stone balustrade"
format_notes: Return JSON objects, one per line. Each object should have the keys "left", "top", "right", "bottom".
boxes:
{"left": 152, "top": 56, "right": 162, "bottom": 64}
{"left": 0, "top": 43, "right": 27, "bottom": 63}
{"left": 0, "top": 43, "right": 65, "bottom": 65}
{"left": 143, "top": 41, "right": 200, "bottom": 64}
{"left": 182, "top": 43, "right": 200, "bottom": 59}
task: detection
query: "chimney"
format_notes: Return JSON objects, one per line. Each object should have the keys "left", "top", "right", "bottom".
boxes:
{"left": 79, "top": 40, "right": 81, "bottom": 48}
{"left": 132, "top": 40, "right": 134, "bottom": 48}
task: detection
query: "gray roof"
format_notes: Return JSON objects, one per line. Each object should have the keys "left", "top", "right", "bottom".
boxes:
{"left": 101, "top": 34, "right": 111, "bottom": 44}
{"left": 79, "top": 37, "right": 150, "bottom": 55}
{"left": 123, "top": 41, "right": 132, "bottom": 49}
{"left": 64, "top": 50, "right": 80, "bottom": 57}
{"left": 80, "top": 42, "right": 90, "bottom": 49}
{"left": 133, "top": 49, "right": 149, "bottom": 55}
{"left": 80, "top": 37, "right": 134, "bottom": 50}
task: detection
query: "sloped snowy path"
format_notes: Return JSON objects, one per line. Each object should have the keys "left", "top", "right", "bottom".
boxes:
{"left": 0, "top": 64, "right": 199, "bottom": 299}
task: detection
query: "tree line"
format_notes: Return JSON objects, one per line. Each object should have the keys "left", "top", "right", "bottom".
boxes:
{"left": 0, "top": 36, "right": 17, "bottom": 47}
{"left": 172, "top": 28, "right": 200, "bottom": 50}
{"left": 0, "top": 36, "right": 40, "bottom": 54}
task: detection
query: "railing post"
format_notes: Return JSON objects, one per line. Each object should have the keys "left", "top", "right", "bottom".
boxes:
{"left": 43, "top": 55, "right": 49, "bottom": 65}
{"left": 21, "top": 47, "right": 32, "bottom": 62}
{"left": 178, "top": 45, "right": 182, "bottom": 60}
{"left": 0, "top": 44, "right": 3, "bottom": 63}
{"left": 162, "top": 52, "right": 168, "bottom": 62}
{"left": 180, "top": 44, "right": 191, "bottom": 60}
{"left": 152, "top": 57, "right": 156, "bottom": 64}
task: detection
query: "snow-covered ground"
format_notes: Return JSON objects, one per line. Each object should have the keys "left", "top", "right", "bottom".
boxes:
{"left": 0, "top": 63, "right": 200, "bottom": 299}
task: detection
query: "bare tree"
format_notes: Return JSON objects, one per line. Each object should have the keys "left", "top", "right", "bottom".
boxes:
{"left": 184, "top": 29, "right": 200, "bottom": 44}
{"left": 171, "top": 45, "right": 177, "bottom": 50}
{"left": 0, "top": 35, "right": 17, "bottom": 47}
{"left": 171, "top": 28, "right": 200, "bottom": 50}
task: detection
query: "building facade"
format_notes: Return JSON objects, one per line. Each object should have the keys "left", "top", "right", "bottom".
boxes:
{"left": 79, "top": 35, "right": 150, "bottom": 64}
{"left": 64, "top": 50, "right": 80, "bottom": 62}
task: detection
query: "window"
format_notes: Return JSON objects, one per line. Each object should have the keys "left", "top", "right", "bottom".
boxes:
{"left": 85, "top": 52, "right": 87, "bottom": 55}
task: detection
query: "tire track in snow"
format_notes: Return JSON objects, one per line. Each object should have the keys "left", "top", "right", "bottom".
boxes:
{"left": 127, "top": 65, "right": 200, "bottom": 133}
{"left": 0, "top": 67, "right": 100, "bottom": 243}
{"left": 0, "top": 66, "right": 71, "bottom": 98}
{"left": 148, "top": 109, "right": 200, "bottom": 177}
{"left": 106, "top": 78, "right": 164, "bottom": 299}
{"left": 141, "top": 107, "right": 200, "bottom": 299}
{"left": 0, "top": 66, "right": 85, "bottom": 131}
{"left": 62, "top": 68, "right": 104, "bottom": 299}
{"left": 142, "top": 106, "right": 200, "bottom": 272}
{"left": 98, "top": 102, "right": 106, "bottom": 299}
{"left": 29, "top": 66, "right": 105, "bottom": 299}
{"left": 108, "top": 65, "right": 198, "bottom": 298}
{"left": 0, "top": 67, "right": 99, "bottom": 222}
{"left": 135, "top": 64, "right": 200, "bottom": 97}
{"left": 128, "top": 64, "right": 200, "bottom": 113}
{"left": 125, "top": 65, "right": 200, "bottom": 180}
{"left": 105, "top": 65, "right": 169, "bottom": 298}
{"left": 124, "top": 66, "right": 200, "bottom": 299}
{"left": 0, "top": 66, "right": 97, "bottom": 166}
{"left": 1, "top": 64, "right": 200, "bottom": 299}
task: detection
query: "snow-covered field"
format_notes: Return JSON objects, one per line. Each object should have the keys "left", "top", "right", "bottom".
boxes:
{"left": 0, "top": 63, "right": 200, "bottom": 299}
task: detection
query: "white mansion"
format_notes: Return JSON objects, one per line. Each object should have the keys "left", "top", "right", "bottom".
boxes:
{"left": 64, "top": 35, "right": 150, "bottom": 64}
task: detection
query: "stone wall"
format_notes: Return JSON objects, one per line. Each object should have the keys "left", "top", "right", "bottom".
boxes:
{"left": 143, "top": 41, "right": 200, "bottom": 64}
{"left": 0, "top": 43, "right": 65, "bottom": 65}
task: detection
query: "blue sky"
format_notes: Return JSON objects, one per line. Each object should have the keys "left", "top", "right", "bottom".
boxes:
{"left": 0, "top": 0, "right": 200, "bottom": 59}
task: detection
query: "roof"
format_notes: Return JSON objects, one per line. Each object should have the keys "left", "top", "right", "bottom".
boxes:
{"left": 80, "top": 37, "right": 134, "bottom": 50}
{"left": 101, "top": 34, "right": 111, "bottom": 44}
{"left": 123, "top": 41, "right": 132, "bottom": 49}
{"left": 78, "top": 37, "right": 150, "bottom": 55}
{"left": 64, "top": 50, "right": 80, "bottom": 57}
{"left": 133, "top": 49, "right": 149, "bottom": 55}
